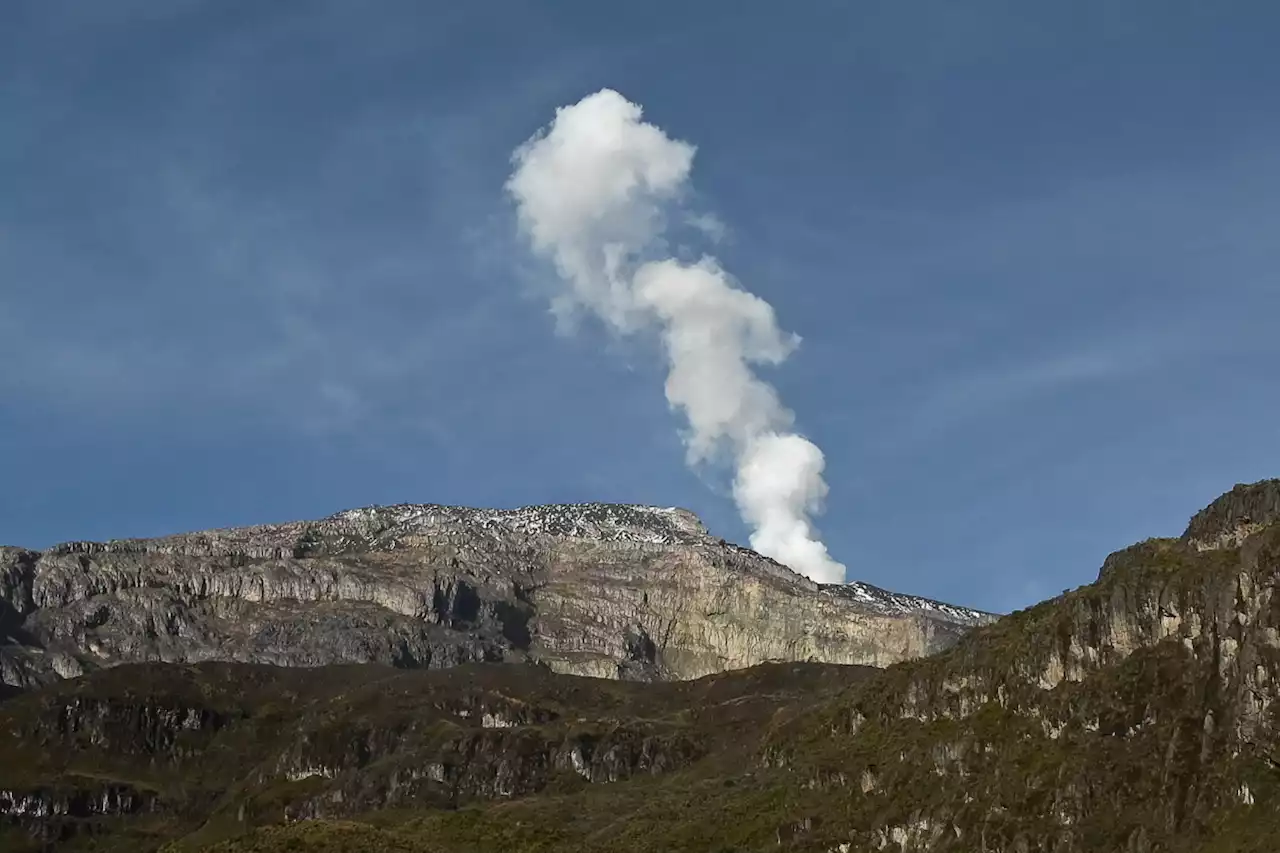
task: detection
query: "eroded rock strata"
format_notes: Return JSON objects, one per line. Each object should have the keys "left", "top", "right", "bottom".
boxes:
{"left": 0, "top": 503, "right": 992, "bottom": 689}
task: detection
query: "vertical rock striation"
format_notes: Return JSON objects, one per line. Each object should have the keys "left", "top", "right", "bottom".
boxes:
{"left": 0, "top": 503, "right": 993, "bottom": 688}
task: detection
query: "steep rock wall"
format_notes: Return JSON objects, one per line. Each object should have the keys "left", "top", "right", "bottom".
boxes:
{"left": 0, "top": 503, "right": 992, "bottom": 688}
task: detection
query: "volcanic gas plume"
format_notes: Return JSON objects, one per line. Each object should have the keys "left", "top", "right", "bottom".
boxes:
{"left": 506, "top": 89, "right": 846, "bottom": 585}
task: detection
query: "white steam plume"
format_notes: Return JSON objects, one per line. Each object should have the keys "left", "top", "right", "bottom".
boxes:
{"left": 506, "top": 89, "right": 846, "bottom": 585}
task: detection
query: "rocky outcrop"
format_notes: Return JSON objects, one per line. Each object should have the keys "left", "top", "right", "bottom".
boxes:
{"left": 1184, "top": 478, "right": 1280, "bottom": 550}
{"left": 0, "top": 503, "right": 993, "bottom": 689}
{"left": 1, "top": 781, "right": 159, "bottom": 847}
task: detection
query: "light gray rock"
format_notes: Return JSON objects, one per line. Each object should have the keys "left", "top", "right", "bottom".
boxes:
{"left": 0, "top": 503, "right": 995, "bottom": 688}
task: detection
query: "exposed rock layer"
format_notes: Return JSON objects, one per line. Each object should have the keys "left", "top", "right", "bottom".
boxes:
{"left": 0, "top": 503, "right": 992, "bottom": 688}
{"left": 753, "top": 478, "right": 1280, "bottom": 852}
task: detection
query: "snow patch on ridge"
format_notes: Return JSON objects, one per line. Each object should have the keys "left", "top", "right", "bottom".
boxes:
{"left": 823, "top": 581, "right": 994, "bottom": 626}
{"left": 330, "top": 502, "right": 710, "bottom": 546}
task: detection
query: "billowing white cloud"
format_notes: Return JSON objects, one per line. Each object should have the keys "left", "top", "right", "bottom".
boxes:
{"left": 507, "top": 89, "right": 846, "bottom": 584}
{"left": 506, "top": 90, "right": 694, "bottom": 332}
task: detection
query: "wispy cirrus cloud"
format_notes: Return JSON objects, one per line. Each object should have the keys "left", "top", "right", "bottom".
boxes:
{"left": 903, "top": 337, "right": 1176, "bottom": 434}
{"left": 0, "top": 5, "right": 607, "bottom": 441}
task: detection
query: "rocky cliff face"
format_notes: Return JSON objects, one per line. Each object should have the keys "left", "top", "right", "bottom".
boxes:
{"left": 0, "top": 503, "right": 992, "bottom": 689}
{"left": 753, "top": 478, "right": 1280, "bottom": 852}
{"left": 1184, "top": 478, "right": 1280, "bottom": 550}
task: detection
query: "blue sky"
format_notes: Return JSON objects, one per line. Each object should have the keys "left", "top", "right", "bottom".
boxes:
{"left": 2, "top": 1, "right": 1277, "bottom": 613}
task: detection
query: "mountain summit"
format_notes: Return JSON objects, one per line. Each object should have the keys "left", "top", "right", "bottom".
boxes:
{"left": 0, "top": 502, "right": 993, "bottom": 690}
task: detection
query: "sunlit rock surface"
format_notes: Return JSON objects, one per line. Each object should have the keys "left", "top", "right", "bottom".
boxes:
{"left": 0, "top": 503, "right": 993, "bottom": 688}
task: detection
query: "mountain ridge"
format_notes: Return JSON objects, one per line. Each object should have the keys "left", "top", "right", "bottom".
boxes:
{"left": 19, "top": 499, "right": 990, "bottom": 621}
{"left": 0, "top": 501, "right": 994, "bottom": 692}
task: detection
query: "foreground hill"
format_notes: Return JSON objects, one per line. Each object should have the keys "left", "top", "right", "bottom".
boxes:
{"left": 2, "top": 479, "right": 1279, "bottom": 852}
{"left": 0, "top": 502, "right": 991, "bottom": 689}
{"left": 0, "top": 658, "right": 869, "bottom": 851}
